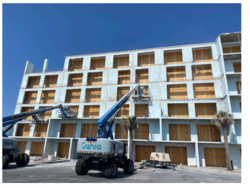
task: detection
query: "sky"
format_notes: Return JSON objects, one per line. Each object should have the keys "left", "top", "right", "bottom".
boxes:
{"left": 2, "top": 3, "right": 241, "bottom": 117}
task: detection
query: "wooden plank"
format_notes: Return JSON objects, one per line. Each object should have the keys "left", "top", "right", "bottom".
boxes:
{"left": 135, "top": 104, "right": 148, "bottom": 117}
{"left": 197, "top": 124, "right": 211, "bottom": 141}
{"left": 193, "top": 48, "right": 212, "bottom": 62}
{"left": 167, "top": 84, "right": 187, "bottom": 99}
{"left": 85, "top": 88, "right": 101, "bottom": 103}
{"left": 192, "top": 65, "right": 213, "bottom": 81}
{"left": 21, "top": 107, "right": 35, "bottom": 120}
{"left": 168, "top": 104, "right": 189, "bottom": 117}
{"left": 80, "top": 124, "right": 98, "bottom": 138}
{"left": 178, "top": 124, "right": 190, "bottom": 141}
{"left": 30, "top": 142, "right": 44, "bottom": 156}
{"left": 116, "top": 104, "right": 129, "bottom": 117}
{"left": 223, "top": 47, "right": 231, "bottom": 54}
{"left": 117, "top": 87, "right": 130, "bottom": 101}
{"left": 231, "top": 46, "right": 241, "bottom": 53}
{"left": 169, "top": 124, "right": 178, "bottom": 141}
{"left": 27, "top": 76, "right": 40, "bottom": 88}
{"left": 204, "top": 148, "right": 215, "bottom": 166}
{"left": 43, "top": 75, "right": 58, "bottom": 88}
{"left": 83, "top": 105, "right": 100, "bottom": 117}
{"left": 193, "top": 49, "right": 202, "bottom": 62}
{"left": 90, "top": 57, "right": 105, "bottom": 70}
{"left": 167, "top": 67, "right": 186, "bottom": 82}
{"left": 194, "top": 83, "right": 215, "bottom": 99}
{"left": 136, "top": 69, "right": 149, "bottom": 83}
{"left": 67, "top": 106, "right": 79, "bottom": 117}
{"left": 134, "top": 124, "right": 149, "bottom": 139}
{"left": 233, "top": 63, "right": 241, "bottom": 73}
{"left": 23, "top": 91, "right": 38, "bottom": 104}
{"left": 65, "top": 89, "right": 81, "bottom": 103}
{"left": 135, "top": 145, "right": 155, "bottom": 162}
{"left": 68, "top": 73, "right": 83, "bottom": 86}
{"left": 113, "top": 55, "right": 129, "bottom": 68}
{"left": 33, "top": 124, "right": 48, "bottom": 137}
{"left": 57, "top": 143, "right": 70, "bottom": 158}
{"left": 39, "top": 106, "right": 52, "bottom": 119}
{"left": 138, "top": 53, "right": 154, "bottom": 66}
{"left": 195, "top": 103, "right": 217, "bottom": 118}
{"left": 68, "top": 59, "right": 83, "bottom": 71}
{"left": 40, "top": 90, "right": 55, "bottom": 104}
{"left": 118, "top": 70, "right": 130, "bottom": 84}
{"left": 16, "top": 141, "right": 27, "bottom": 154}
{"left": 181, "top": 147, "right": 187, "bottom": 164}
{"left": 214, "top": 148, "right": 226, "bottom": 167}
{"left": 60, "top": 123, "right": 76, "bottom": 138}
{"left": 210, "top": 125, "right": 221, "bottom": 142}
{"left": 236, "top": 82, "right": 241, "bottom": 94}
{"left": 115, "top": 124, "right": 128, "bottom": 139}
{"left": 87, "top": 72, "right": 103, "bottom": 86}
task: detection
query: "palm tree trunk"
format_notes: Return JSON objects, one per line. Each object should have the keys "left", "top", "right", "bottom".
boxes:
{"left": 129, "top": 129, "right": 133, "bottom": 160}
{"left": 223, "top": 125, "right": 233, "bottom": 171}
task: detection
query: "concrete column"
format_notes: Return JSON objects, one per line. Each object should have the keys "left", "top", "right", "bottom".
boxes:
{"left": 24, "top": 61, "right": 34, "bottom": 73}
{"left": 43, "top": 59, "right": 49, "bottom": 73}
{"left": 159, "top": 112, "right": 163, "bottom": 141}
{"left": 43, "top": 138, "right": 48, "bottom": 158}
{"left": 69, "top": 139, "right": 73, "bottom": 159}
{"left": 186, "top": 64, "right": 192, "bottom": 81}
{"left": 166, "top": 122, "right": 169, "bottom": 141}
{"left": 195, "top": 142, "right": 200, "bottom": 167}
{"left": 127, "top": 129, "right": 131, "bottom": 159}
{"left": 29, "top": 124, "right": 36, "bottom": 137}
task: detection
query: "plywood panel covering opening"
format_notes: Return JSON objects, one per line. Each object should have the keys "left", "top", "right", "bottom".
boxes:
{"left": 233, "top": 63, "right": 241, "bottom": 73}
{"left": 87, "top": 72, "right": 103, "bottom": 86}
{"left": 113, "top": 55, "right": 129, "bottom": 68}
{"left": 135, "top": 104, "right": 148, "bottom": 117}
{"left": 138, "top": 53, "right": 155, "bottom": 66}
{"left": 193, "top": 48, "right": 213, "bottom": 62}
{"left": 27, "top": 76, "right": 41, "bottom": 88}
{"left": 167, "top": 84, "right": 187, "bottom": 99}
{"left": 33, "top": 124, "right": 48, "bottom": 137}
{"left": 85, "top": 88, "right": 101, "bottom": 103}
{"left": 60, "top": 123, "right": 77, "bottom": 138}
{"left": 40, "top": 90, "right": 55, "bottom": 104}
{"left": 165, "top": 146, "right": 187, "bottom": 165}
{"left": 16, "top": 141, "right": 27, "bottom": 154}
{"left": 204, "top": 148, "right": 226, "bottom": 167}
{"left": 23, "top": 91, "right": 38, "bottom": 104}
{"left": 134, "top": 124, "right": 149, "bottom": 140}
{"left": 167, "top": 67, "right": 186, "bottom": 82}
{"left": 236, "top": 81, "right": 241, "bottom": 94}
{"left": 90, "top": 57, "right": 105, "bottom": 70}
{"left": 135, "top": 145, "right": 155, "bottom": 162}
{"left": 21, "top": 107, "right": 35, "bottom": 120}
{"left": 68, "top": 73, "right": 83, "bottom": 87}
{"left": 192, "top": 65, "right": 213, "bottom": 80}
{"left": 38, "top": 106, "right": 52, "bottom": 119}
{"left": 67, "top": 106, "right": 79, "bottom": 117}
{"left": 195, "top": 103, "right": 217, "bottom": 117}
{"left": 81, "top": 124, "right": 98, "bottom": 138}
{"left": 193, "top": 83, "right": 215, "bottom": 99}
{"left": 43, "top": 75, "right": 58, "bottom": 88}
{"left": 30, "top": 142, "right": 44, "bottom": 156}
{"left": 117, "top": 87, "right": 130, "bottom": 101}
{"left": 116, "top": 104, "right": 129, "bottom": 117}
{"left": 83, "top": 105, "right": 100, "bottom": 117}
{"left": 57, "top": 143, "right": 70, "bottom": 158}
{"left": 140, "top": 86, "right": 149, "bottom": 101}
{"left": 16, "top": 124, "right": 31, "bottom": 137}
{"left": 168, "top": 104, "right": 189, "bottom": 117}
{"left": 65, "top": 89, "right": 81, "bottom": 103}
{"left": 68, "top": 58, "right": 83, "bottom": 71}
{"left": 169, "top": 124, "right": 190, "bottom": 141}
{"left": 136, "top": 69, "right": 148, "bottom": 83}
{"left": 164, "top": 51, "right": 183, "bottom": 64}
{"left": 115, "top": 124, "right": 128, "bottom": 139}
{"left": 197, "top": 124, "right": 221, "bottom": 142}
{"left": 223, "top": 46, "right": 241, "bottom": 54}
{"left": 118, "top": 70, "right": 130, "bottom": 84}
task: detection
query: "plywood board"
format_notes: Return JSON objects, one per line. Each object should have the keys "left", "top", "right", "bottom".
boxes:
{"left": 90, "top": 57, "right": 105, "bottom": 70}
{"left": 168, "top": 104, "right": 189, "bottom": 117}
{"left": 193, "top": 48, "right": 212, "bottom": 62}
{"left": 30, "top": 142, "right": 44, "bottom": 156}
{"left": 21, "top": 107, "right": 35, "bottom": 120}
{"left": 167, "top": 84, "right": 187, "bottom": 99}
{"left": 38, "top": 106, "right": 52, "bottom": 119}
{"left": 204, "top": 148, "right": 226, "bottom": 167}
{"left": 114, "top": 55, "right": 129, "bottom": 68}
{"left": 16, "top": 141, "right": 27, "bottom": 154}
{"left": 164, "top": 51, "right": 183, "bottom": 64}
{"left": 87, "top": 72, "right": 103, "bottom": 86}
{"left": 85, "top": 88, "right": 101, "bottom": 103}
{"left": 236, "top": 82, "right": 241, "bottom": 94}
{"left": 60, "top": 123, "right": 77, "bottom": 138}
{"left": 135, "top": 104, "right": 148, "bottom": 117}
{"left": 204, "top": 148, "right": 215, "bottom": 166}
{"left": 195, "top": 103, "right": 217, "bottom": 118}
{"left": 27, "top": 76, "right": 40, "bottom": 88}
{"left": 138, "top": 53, "right": 154, "bottom": 66}
{"left": 43, "top": 75, "right": 58, "bottom": 88}
{"left": 135, "top": 145, "right": 155, "bottom": 162}
{"left": 117, "top": 87, "right": 130, "bottom": 101}
{"left": 233, "top": 63, "right": 241, "bottom": 73}
{"left": 68, "top": 73, "right": 83, "bottom": 87}
{"left": 169, "top": 124, "right": 178, "bottom": 140}
{"left": 40, "top": 90, "right": 55, "bottom": 104}
{"left": 118, "top": 70, "right": 130, "bottom": 84}
{"left": 192, "top": 65, "right": 213, "bottom": 80}
{"left": 65, "top": 89, "right": 81, "bottom": 103}
{"left": 116, "top": 104, "right": 129, "bottom": 117}
{"left": 23, "top": 91, "right": 38, "bottom": 104}
{"left": 67, "top": 106, "right": 79, "bottom": 117}
{"left": 136, "top": 69, "right": 149, "bottom": 83}
{"left": 165, "top": 146, "right": 187, "bottom": 165}
{"left": 193, "top": 83, "right": 215, "bottom": 99}
{"left": 231, "top": 46, "right": 241, "bottom": 53}
{"left": 134, "top": 124, "right": 149, "bottom": 139}
{"left": 197, "top": 124, "right": 211, "bottom": 141}
{"left": 68, "top": 59, "right": 83, "bottom": 71}
{"left": 167, "top": 67, "right": 186, "bottom": 82}
{"left": 178, "top": 124, "right": 190, "bottom": 141}
{"left": 223, "top": 47, "right": 231, "bottom": 54}
{"left": 115, "top": 124, "right": 128, "bottom": 139}
{"left": 80, "top": 124, "right": 98, "bottom": 138}
{"left": 57, "top": 143, "right": 70, "bottom": 158}
{"left": 83, "top": 105, "right": 100, "bottom": 117}
{"left": 33, "top": 124, "right": 48, "bottom": 137}
{"left": 210, "top": 125, "right": 221, "bottom": 142}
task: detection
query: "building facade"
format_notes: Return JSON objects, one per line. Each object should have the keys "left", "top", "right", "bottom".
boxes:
{"left": 7, "top": 32, "right": 241, "bottom": 169}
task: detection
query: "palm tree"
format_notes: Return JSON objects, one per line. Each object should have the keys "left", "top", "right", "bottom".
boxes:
{"left": 120, "top": 116, "right": 139, "bottom": 160}
{"left": 211, "top": 111, "right": 234, "bottom": 171}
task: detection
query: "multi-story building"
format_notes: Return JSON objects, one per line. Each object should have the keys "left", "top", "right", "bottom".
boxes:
{"left": 7, "top": 31, "right": 241, "bottom": 169}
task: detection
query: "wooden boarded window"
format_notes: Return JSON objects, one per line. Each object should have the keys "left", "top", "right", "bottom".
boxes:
{"left": 85, "top": 88, "right": 101, "bottom": 103}
{"left": 204, "top": 148, "right": 226, "bottom": 167}
{"left": 135, "top": 145, "right": 155, "bottom": 162}
{"left": 138, "top": 52, "right": 155, "bottom": 66}
{"left": 117, "top": 87, "right": 130, "bottom": 101}
{"left": 193, "top": 83, "right": 215, "bottom": 99}
{"left": 118, "top": 70, "right": 130, "bottom": 84}
{"left": 192, "top": 65, "right": 213, "bottom": 80}
{"left": 38, "top": 106, "right": 52, "bottom": 119}
{"left": 40, "top": 90, "right": 55, "bottom": 104}
{"left": 90, "top": 57, "right": 105, "bottom": 70}
{"left": 80, "top": 124, "right": 98, "bottom": 138}
{"left": 167, "top": 67, "right": 186, "bottom": 82}
{"left": 83, "top": 105, "right": 100, "bottom": 117}
{"left": 135, "top": 104, "right": 148, "bottom": 117}
{"left": 167, "top": 84, "right": 187, "bottom": 99}
{"left": 33, "top": 124, "right": 48, "bottom": 137}
{"left": 164, "top": 51, "right": 183, "bottom": 64}
{"left": 68, "top": 73, "right": 83, "bottom": 87}
{"left": 27, "top": 76, "right": 40, "bottom": 88}
{"left": 16, "top": 124, "right": 31, "bottom": 137}
{"left": 168, "top": 104, "right": 189, "bottom": 117}
{"left": 16, "top": 141, "right": 27, "bottom": 154}
{"left": 30, "top": 142, "right": 44, "bottom": 156}
{"left": 23, "top": 91, "right": 38, "bottom": 104}
{"left": 136, "top": 69, "right": 148, "bottom": 83}
{"left": 43, "top": 75, "right": 58, "bottom": 88}
{"left": 65, "top": 89, "right": 81, "bottom": 103}
{"left": 115, "top": 124, "right": 128, "bottom": 139}
{"left": 60, "top": 123, "right": 77, "bottom": 138}
{"left": 114, "top": 55, "right": 129, "bottom": 68}
{"left": 233, "top": 63, "right": 241, "bottom": 73}
{"left": 116, "top": 104, "right": 129, "bottom": 118}
{"left": 193, "top": 48, "right": 213, "bottom": 62}
{"left": 236, "top": 81, "right": 241, "bottom": 94}
{"left": 169, "top": 124, "right": 190, "bottom": 141}
{"left": 223, "top": 46, "right": 241, "bottom": 54}
{"left": 67, "top": 106, "right": 79, "bottom": 117}
{"left": 21, "top": 107, "right": 35, "bottom": 120}
{"left": 68, "top": 58, "right": 83, "bottom": 71}
{"left": 134, "top": 124, "right": 149, "bottom": 140}
{"left": 197, "top": 124, "right": 221, "bottom": 142}
{"left": 165, "top": 146, "right": 187, "bottom": 165}
{"left": 57, "top": 143, "right": 70, "bottom": 158}
{"left": 195, "top": 103, "right": 217, "bottom": 118}
{"left": 87, "top": 72, "right": 103, "bottom": 86}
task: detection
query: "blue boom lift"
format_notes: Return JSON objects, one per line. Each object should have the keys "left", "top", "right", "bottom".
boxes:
{"left": 2, "top": 104, "right": 70, "bottom": 169}
{"left": 75, "top": 84, "right": 145, "bottom": 178}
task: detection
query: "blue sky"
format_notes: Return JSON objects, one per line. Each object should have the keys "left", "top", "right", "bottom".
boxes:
{"left": 2, "top": 4, "right": 241, "bottom": 117}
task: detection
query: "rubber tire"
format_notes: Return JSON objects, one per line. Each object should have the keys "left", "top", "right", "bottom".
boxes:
{"left": 3, "top": 154, "right": 10, "bottom": 169}
{"left": 75, "top": 158, "right": 88, "bottom": 175}
{"left": 103, "top": 160, "right": 118, "bottom": 179}
{"left": 163, "top": 165, "right": 167, "bottom": 168}
{"left": 123, "top": 159, "right": 134, "bottom": 174}
{"left": 16, "top": 153, "right": 30, "bottom": 167}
